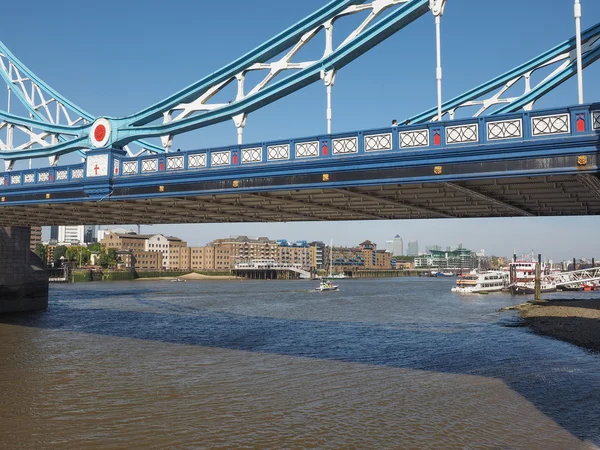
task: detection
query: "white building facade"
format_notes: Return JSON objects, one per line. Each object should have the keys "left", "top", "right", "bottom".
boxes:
{"left": 58, "top": 225, "right": 85, "bottom": 244}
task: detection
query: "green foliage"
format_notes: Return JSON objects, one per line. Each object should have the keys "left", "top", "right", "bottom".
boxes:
{"left": 96, "top": 247, "right": 119, "bottom": 268}
{"left": 107, "top": 248, "right": 118, "bottom": 265}
{"left": 98, "top": 252, "right": 110, "bottom": 268}
{"left": 34, "top": 243, "right": 48, "bottom": 264}
{"left": 88, "top": 242, "right": 102, "bottom": 252}
{"left": 53, "top": 245, "right": 68, "bottom": 264}
{"left": 393, "top": 256, "right": 414, "bottom": 261}
{"left": 65, "top": 246, "right": 91, "bottom": 267}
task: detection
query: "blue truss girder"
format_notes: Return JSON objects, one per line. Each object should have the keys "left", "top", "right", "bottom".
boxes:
{"left": 117, "top": 0, "right": 430, "bottom": 141}
{"left": 493, "top": 45, "right": 600, "bottom": 115}
{"left": 407, "top": 23, "right": 600, "bottom": 124}
{"left": 0, "top": 41, "right": 164, "bottom": 157}
{"left": 127, "top": 0, "right": 368, "bottom": 127}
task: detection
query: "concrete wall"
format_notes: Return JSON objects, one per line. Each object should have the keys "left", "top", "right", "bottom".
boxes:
{"left": 0, "top": 227, "right": 49, "bottom": 313}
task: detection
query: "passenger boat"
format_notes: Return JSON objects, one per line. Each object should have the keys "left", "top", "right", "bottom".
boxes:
{"left": 508, "top": 260, "right": 556, "bottom": 294}
{"left": 451, "top": 270, "right": 509, "bottom": 294}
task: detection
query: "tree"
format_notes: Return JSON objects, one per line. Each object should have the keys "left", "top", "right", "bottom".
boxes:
{"left": 107, "top": 248, "right": 118, "bottom": 267}
{"left": 88, "top": 242, "right": 101, "bottom": 252}
{"left": 34, "top": 244, "right": 48, "bottom": 264}
{"left": 98, "top": 251, "right": 110, "bottom": 268}
{"left": 66, "top": 246, "right": 91, "bottom": 267}
{"left": 53, "top": 245, "right": 68, "bottom": 265}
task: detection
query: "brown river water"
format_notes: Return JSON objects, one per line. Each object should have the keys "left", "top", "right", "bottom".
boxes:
{"left": 0, "top": 277, "right": 599, "bottom": 449}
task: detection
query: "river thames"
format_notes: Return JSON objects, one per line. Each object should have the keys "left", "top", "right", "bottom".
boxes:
{"left": 0, "top": 277, "right": 599, "bottom": 449}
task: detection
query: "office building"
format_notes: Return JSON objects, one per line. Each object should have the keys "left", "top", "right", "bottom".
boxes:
{"left": 385, "top": 235, "right": 403, "bottom": 256}
{"left": 407, "top": 240, "right": 419, "bottom": 256}
{"left": 58, "top": 225, "right": 85, "bottom": 244}
{"left": 49, "top": 226, "right": 59, "bottom": 241}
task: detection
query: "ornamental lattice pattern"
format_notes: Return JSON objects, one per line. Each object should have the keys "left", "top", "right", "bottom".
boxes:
{"left": 400, "top": 129, "right": 429, "bottom": 148}
{"left": 189, "top": 154, "right": 207, "bottom": 168}
{"left": 446, "top": 124, "right": 478, "bottom": 144}
{"left": 71, "top": 168, "right": 84, "bottom": 179}
{"left": 242, "top": 147, "right": 262, "bottom": 163}
{"left": 532, "top": 114, "right": 570, "bottom": 136}
{"left": 211, "top": 151, "right": 230, "bottom": 166}
{"left": 592, "top": 111, "right": 600, "bottom": 130}
{"left": 487, "top": 119, "right": 522, "bottom": 140}
{"left": 56, "top": 170, "right": 68, "bottom": 181}
{"left": 364, "top": 133, "right": 392, "bottom": 152}
{"left": 38, "top": 172, "right": 50, "bottom": 182}
{"left": 123, "top": 161, "right": 138, "bottom": 175}
{"left": 10, "top": 175, "right": 21, "bottom": 184}
{"left": 268, "top": 144, "right": 290, "bottom": 160}
{"left": 332, "top": 137, "right": 358, "bottom": 154}
{"left": 167, "top": 156, "right": 184, "bottom": 170}
{"left": 24, "top": 173, "right": 35, "bottom": 183}
{"left": 142, "top": 159, "right": 158, "bottom": 173}
{"left": 295, "top": 141, "right": 319, "bottom": 158}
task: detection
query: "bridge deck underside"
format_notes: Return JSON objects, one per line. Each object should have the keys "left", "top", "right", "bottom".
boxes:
{"left": 2, "top": 174, "right": 600, "bottom": 226}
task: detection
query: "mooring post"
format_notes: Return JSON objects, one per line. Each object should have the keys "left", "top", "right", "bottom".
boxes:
{"left": 534, "top": 254, "right": 542, "bottom": 301}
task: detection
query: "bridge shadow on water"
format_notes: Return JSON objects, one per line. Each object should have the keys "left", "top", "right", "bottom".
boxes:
{"left": 1, "top": 292, "right": 599, "bottom": 445}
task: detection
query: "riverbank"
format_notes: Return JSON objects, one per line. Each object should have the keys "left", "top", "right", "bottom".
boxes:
{"left": 136, "top": 273, "right": 242, "bottom": 281}
{"left": 505, "top": 299, "right": 600, "bottom": 353}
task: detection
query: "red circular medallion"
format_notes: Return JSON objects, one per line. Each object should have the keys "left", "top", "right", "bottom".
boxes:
{"left": 94, "top": 124, "right": 107, "bottom": 142}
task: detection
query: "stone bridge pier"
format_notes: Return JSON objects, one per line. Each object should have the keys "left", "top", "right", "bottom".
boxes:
{"left": 0, "top": 227, "right": 49, "bottom": 313}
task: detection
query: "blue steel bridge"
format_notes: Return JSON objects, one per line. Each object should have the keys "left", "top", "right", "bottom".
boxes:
{"left": 1, "top": 0, "right": 600, "bottom": 226}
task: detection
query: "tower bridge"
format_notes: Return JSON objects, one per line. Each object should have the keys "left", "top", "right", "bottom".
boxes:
{"left": 1, "top": 0, "right": 600, "bottom": 311}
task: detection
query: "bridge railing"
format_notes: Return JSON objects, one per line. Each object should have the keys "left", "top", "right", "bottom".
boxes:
{"left": 1, "top": 104, "right": 599, "bottom": 190}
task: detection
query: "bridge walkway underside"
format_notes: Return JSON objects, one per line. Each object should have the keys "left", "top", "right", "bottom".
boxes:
{"left": 2, "top": 173, "right": 600, "bottom": 226}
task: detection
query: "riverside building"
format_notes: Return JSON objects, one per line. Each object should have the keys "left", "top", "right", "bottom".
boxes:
{"left": 414, "top": 247, "right": 478, "bottom": 270}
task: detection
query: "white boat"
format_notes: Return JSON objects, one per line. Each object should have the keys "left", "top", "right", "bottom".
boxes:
{"left": 316, "top": 279, "right": 339, "bottom": 292}
{"left": 170, "top": 278, "right": 186, "bottom": 283}
{"left": 451, "top": 270, "right": 509, "bottom": 294}
{"left": 508, "top": 260, "right": 556, "bottom": 294}
{"left": 330, "top": 273, "right": 347, "bottom": 279}
{"left": 316, "top": 239, "right": 340, "bottom": 291}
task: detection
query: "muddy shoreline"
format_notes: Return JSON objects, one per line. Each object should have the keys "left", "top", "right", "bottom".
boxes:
{"left": 504, "top": 299, "right": 600, "bottom": 353}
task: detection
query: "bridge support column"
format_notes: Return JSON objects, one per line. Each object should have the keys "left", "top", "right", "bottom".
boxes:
{"left": 0, "top": 227, "right": 49, "bottom": 313}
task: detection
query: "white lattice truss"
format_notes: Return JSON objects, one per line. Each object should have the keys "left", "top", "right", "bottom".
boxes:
{"left": 0, "top": 51, "right": 87, "bottom": 128}
{"left": 549, "top": 266, "right": 600, "bottom": 287}
{"left": 433, "top": 35, "right": 600, "bottom": 121}
{"left": 0, "top": 47, "right": 163, "bottom": 166}
{"left": 160, "top": 0, "right": 412, "bottom": 150}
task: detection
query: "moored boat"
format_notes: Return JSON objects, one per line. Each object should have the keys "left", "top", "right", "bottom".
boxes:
{"left": 508, "top": 260, "right": 556, "bottom": 294}
{"left": 451, "top": 270, "right": 508, "bottom": 294}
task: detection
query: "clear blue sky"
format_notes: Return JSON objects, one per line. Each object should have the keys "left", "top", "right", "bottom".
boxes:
{"left": 4, "top": 0, "right": 600, "bottom": 261}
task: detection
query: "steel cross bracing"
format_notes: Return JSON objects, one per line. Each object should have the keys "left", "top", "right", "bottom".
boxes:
{"left": 1, "top": 0, "right": 600, "bottom": 168}
{"left": 0, "top": 42, "right": 164, "bottom": 169}
{"left": 1, "top": 0, "right": 431, "bottom": 163}
{"left": 547, "top": 267, "right": 600, "bottom": 287}
{"left": 408, "top": 23, "right": 600, "bottom": 123}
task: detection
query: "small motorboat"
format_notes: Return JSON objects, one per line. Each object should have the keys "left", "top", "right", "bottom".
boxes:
{"left": 316, "top": 279, "right": 339, "bottom": 292}
{"left": 170, "top": 278, "right": 186, "bottom": 283}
